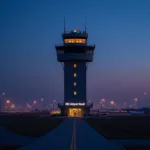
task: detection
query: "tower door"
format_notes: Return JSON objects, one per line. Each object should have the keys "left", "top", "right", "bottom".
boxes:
{"left": 68, "top": 108, "right": 83, "bottom": 117}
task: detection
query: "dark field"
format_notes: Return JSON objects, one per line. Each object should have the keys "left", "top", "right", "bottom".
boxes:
{"left": 85, "top": 115, "right": 150, "bottom": 139}
{"left": 0, "top": 144, "right": 22, "bottom": 150}
{"left": 0, "top": 114, "right": 63, "bottom": 137}
{"left": 123, "top": 145, "right": 150, "bottom": 150}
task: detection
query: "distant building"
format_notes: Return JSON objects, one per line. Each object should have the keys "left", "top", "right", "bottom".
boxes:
{"left": 55, "top": 27, "right": 95, "bottom": 117}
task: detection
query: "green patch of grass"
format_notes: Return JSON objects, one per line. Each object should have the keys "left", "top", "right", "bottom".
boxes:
{"left": 85, "top": 116, "right": 150, "bottom": 139}
{"left": 2, "top": 115, "right": 63, "bottom": 137}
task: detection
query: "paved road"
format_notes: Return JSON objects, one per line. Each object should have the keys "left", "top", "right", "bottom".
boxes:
{"left": 75, "top": 119, "right": 121, "bottom": 150}
{"left": 0, "top": 126, "right": 36, "bottom": 146}
{"left": 18, "top": 119, "right": 74, "bottom": 150}
{"left": 19, "top": 118, "right": 122, "bottom": 150}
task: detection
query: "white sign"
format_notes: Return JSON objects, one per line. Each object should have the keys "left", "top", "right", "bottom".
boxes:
{"left": 65, "top": 102, "right": 85, "bottom": 106}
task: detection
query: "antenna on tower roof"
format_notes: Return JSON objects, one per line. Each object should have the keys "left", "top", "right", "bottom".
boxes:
{"left": 64, "top": 16, "right": 66, "bottom": 33}
{"left": 84, "top": 17, "right": 87, "bottom": 32}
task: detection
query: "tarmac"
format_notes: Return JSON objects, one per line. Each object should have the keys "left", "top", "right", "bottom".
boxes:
{"left": 18, "top": 118, "right": 122, "bottom": 150}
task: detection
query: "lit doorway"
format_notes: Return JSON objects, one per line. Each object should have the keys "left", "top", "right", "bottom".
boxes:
{"left": 68, "top": 108, "right": 83, "bottom": 117}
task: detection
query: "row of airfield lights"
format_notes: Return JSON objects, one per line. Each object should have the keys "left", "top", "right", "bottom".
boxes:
{"left": 27, "top": 98, "right": 56, "bottom": 109}
{"left": 0, "top": 93, "right": 45, "bottom": 110}
{"left": 90, "top": 92, "right": 149, "bottom": 107}
{"left": 1, "top": 92, "right": 149, "bottom": 109}
{"left": 0, "top": 93, "right": 15, "bottom": 109}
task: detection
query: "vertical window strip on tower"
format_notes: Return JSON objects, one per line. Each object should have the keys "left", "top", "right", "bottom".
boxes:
{"left": 74, "top": 91, "right": 77, "bottom": 95}
{"left": 74, "top": 73, "right": 77, "bottom": 77}
{"left": 74, "top": 64, "right": 77, "bottom": 68}
{"left": 74, "top": 82, "right": 77, "bottom": 86}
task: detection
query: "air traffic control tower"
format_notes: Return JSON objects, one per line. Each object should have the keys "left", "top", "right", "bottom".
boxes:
{"left": 55, "top": 27, "right": 95, "bottom": 117}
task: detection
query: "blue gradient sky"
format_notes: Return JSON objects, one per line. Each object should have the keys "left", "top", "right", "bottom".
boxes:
{"left": 0, "top": 0, "right": 150, "bottom": 106}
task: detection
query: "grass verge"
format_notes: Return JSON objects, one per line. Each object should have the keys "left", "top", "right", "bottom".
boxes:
{"left": 84, "top": 116, "right": 150, "bottom": 139}
{"left": 2, "top": 115, "right": 63, "bottom": 137}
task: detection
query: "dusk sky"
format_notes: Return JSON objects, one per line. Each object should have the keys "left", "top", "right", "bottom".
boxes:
{"left": 0, "top": 0, "right": 150, "bottom": 106}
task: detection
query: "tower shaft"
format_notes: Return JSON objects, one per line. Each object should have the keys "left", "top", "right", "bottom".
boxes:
{"left": 64, "top": 62, "right": 86, "bottom": 103}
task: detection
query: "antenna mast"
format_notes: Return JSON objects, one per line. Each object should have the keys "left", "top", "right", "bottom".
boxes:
{"left": 64, "top": 16, "right": 66, "bottom": 33}
{"left": 85, "top": 17, "right": 87, "bottom": 32}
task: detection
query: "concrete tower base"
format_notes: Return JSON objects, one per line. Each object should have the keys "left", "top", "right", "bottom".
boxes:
{"left": 58, "top": 103, "right": 93, "bottom": 117}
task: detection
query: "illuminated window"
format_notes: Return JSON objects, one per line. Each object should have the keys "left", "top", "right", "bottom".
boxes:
{"left": 74, "top": 82, "right": 77, "bottom": 86}
{"left": 74, "top": 64, "right": 77, "bottom": 68}
{"left": 74, "top": 91, "right": 77, "bottom": 95}
{"left": 74, "top": 73, "right": 77, "bottom": 77}
{"left": 64, "top": 38, "right": 86, "bottom": 44}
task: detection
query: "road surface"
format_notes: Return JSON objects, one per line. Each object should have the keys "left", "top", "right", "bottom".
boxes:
{"left": 19, "top": 118, "right": 122, "bottom": 150}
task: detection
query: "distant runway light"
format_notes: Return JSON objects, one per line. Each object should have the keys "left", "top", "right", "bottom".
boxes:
{"left": 6, "top": 100, "right": 10, "bottom": 104}
{"left": 134, "top": 98, "right": 138, "bottom": 101}
{"left": 110, "top": 100, "right": 114, "bottom": 105}
{"left": 101, "top": 98, "right": 105, "bottom": 102}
